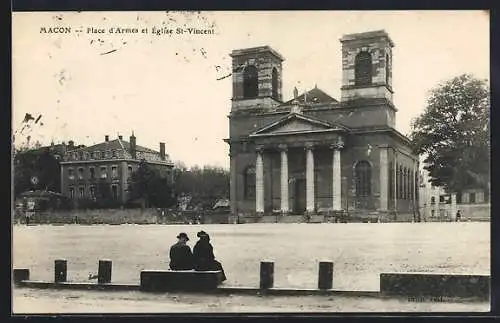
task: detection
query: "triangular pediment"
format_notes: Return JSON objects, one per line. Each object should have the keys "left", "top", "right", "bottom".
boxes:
{"left": 250, "top": 113, "right": 349, "bottom": 137}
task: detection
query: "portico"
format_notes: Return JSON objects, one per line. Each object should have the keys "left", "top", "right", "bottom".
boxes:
{"left": 249, "top": 112, "right": 347, "bottom": 214}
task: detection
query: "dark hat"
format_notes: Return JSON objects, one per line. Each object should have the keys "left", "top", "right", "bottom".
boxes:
{"left": 197, "top": 230, "right": 208, "bottom": 238}
{"left": 177, "top": 232, "right": 189, "bottom": 241}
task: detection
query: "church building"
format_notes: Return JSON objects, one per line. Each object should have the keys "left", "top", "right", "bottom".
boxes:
{"left": 225, "top": 30, "right": 419, "bottom": 219}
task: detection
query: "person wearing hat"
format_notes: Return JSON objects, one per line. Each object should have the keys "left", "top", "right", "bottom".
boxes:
{"left": 193, "top": 231, "right": 226, "bottom": 281}
{"left": 169, "top": 232, "right": 194, "bottom": 270}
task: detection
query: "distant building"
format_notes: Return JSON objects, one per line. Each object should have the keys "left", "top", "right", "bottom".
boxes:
{"left": 226, "top": 30, "right": 419, "bottom": 218}
{"left": 418, "top": 168, "right": 490, "bottom": 221}
{"left": 60, "top": 133, "right": 174, "bottom": 204}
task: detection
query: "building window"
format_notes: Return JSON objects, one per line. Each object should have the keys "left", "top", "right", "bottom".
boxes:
{"left": 128, "top": 166, "right": 133, "bottom": 178}
{"left": 431, "top": 209, "right": 435, "bottom": 217}
{"left": 89, "top": 186, "right": 96, "bottom": 199}
{"left": 100, "top": 166, "right": 107, "bottom": 179}
{"left": 385, "top": 53, "right": 390, "bottom": 85}
{"left": 89, "top": 167, "right": 95, "bottom": 179}
{"left": 355, "top": 161, "right": 371, "bottom": 197}
{"left": 398, "top": 165, "right": 403, "bottom": 199}
{"left": 469, "top": 192, "right": 476, "bottom": 204}
{"left": 112, "top": 150, "right": 117, "bottom": 158}
{"left": 79, "top": 151, "right": 84, "bottom": 160}
{"left": 244, "top": 166, "right": 256, "bottom": 199}
{"left": 388, "top": 162, "right": 393, "bottom": 200}
{"left": 431, "top": 196, "right": 435, "bottom": 204}
{"left": 243, "top": 65, "right": 258, "bottom": 98}
{"left": 111, "top": 166, "right": 118, "bottom": 179}
{"left": 354, "top": 51, "right": 372, "bottom": 86}
{"left": 111, "top": 185, "right": 119, "bottom": 200}
{"left": 68, "top": 168, "right": 75, "bottom": 180}
{"left": 69, "top": 187, "right": 74, "bottom": 199}
{"left": 79, "top": 187, "right": 85, "bottom": 199}
{"left": 78, "top": 167, "right": 84, "bottom": 180}
{"left": 272, "top": 67, "right": 279, "bottom": 99}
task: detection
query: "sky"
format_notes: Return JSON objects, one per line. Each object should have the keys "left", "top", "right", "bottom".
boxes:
{"left": 12, "top": 11, "right": 489, "bottom": 169}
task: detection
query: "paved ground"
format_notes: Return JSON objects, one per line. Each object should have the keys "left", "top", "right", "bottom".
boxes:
{"left": 12, "top": 222, "right": 490, "bottom": 312}
{"left": 12, "top": 288, "right": 489, "bottom": 313}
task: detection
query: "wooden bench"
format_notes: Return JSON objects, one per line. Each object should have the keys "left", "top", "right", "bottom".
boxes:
{"left": 140, "top": 270, "right": 223, "bottom": 292}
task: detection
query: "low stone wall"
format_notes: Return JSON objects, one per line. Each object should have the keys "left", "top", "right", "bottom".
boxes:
{"left": 17, "top": 209, "right": 231, "bottom": 225}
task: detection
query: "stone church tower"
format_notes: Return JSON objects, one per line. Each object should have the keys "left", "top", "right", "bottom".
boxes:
{"left": 226, "top": 30, "right": 420, "bottom": 222}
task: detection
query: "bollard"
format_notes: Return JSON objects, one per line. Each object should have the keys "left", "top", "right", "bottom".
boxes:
{"left": 98, "top": 260, "right": 112, "bottom": 284}
{"left": 260, "top": 261, "right": 274, "bottom": 290}
{"left": 54, "top": 259, "right": 67, "bottom": 283}
{"left": 13, "top": 268, "right": 30, "bottom": 283}
{"left": 318, "top": 261, "right": 334, "bottom": 290}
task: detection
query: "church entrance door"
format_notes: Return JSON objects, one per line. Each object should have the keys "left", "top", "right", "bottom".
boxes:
{"left": 294, "top": 179, "right": 306, "bottom": 214}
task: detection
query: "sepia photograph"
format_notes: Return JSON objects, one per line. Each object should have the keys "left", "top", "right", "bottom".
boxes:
{"left": 11, "top": 10, "right": 490, "bottom": 313}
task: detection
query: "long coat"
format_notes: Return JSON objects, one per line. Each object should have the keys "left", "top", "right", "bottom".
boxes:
{"left": 193, "top": 239, "right": 226, "bottom": 281}
{"left": 169, "top": 242, "right": 193, "bottom": 270}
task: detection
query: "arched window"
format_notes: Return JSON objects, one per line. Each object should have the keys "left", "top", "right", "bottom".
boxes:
{"left": 389, "top": 162, "right": 393, "bottom": 200}
{"left": 243, "top": 65, "right": 258, "bottom": 98}
{"left": 398, "top": 165, "right": 403, "bottom": 199}
{"left": 244, "top": 166, "right": 256, "bottom": 199}
{"left": 403, "top": 167, "right": 407, "bottom": 200}
{"left": 385, "top": 53, "right": 390, "bottom": 85}
{"left": 272, "top": 67, "right": 279, "bottom": 99}
{"left": 355, "top": 161, "right": 371, "bottom": 197}
{"left": 355, "top": 51, "right": 372, "bottom": 86}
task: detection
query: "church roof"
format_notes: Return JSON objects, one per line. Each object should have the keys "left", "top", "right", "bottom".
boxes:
{"left": 280, "top": 86, "right": 338, "bottom": 107}
{"left": 250, "top": 112, "right": 350, "bottom": 138}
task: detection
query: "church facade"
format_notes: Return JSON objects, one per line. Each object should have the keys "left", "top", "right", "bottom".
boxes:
{"left": 225, "top": 30, "right": 419, "bottom": 218}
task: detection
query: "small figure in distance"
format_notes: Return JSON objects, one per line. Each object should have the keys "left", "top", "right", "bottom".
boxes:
{"left": 456, "top": 210, "right": 462, "bottom": 222}
{"left": 193, "top": 231, "right": 227, "bottom": 282}
{"left": 169, "top": 232, "right": 193, "bottom": 270}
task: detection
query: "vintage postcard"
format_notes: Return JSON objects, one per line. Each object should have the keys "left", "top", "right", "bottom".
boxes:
{"left": 11, "top": 11, "right": 490, "bottom": 313}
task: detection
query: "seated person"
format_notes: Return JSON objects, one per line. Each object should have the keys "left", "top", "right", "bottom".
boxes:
{"left": 169, "top": 232, "right": 193, "bottom": 270}
{"left": 193, "top": 231, "right": 227, "bottom": 281}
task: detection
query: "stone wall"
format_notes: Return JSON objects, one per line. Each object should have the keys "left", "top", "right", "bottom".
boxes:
{"left": 16, "top": 209, "right": 232, "bottom": 225}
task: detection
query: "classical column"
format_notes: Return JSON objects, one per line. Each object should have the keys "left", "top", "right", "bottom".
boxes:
{"left": 255, "top": 147, "right": 265, "bottom": 214}
{"left": 331, "top": 143, "right": 343, "bottom": 211}
{"left": 379, "top": 147, "right": 388, "bottom": 211}
{"left": 279, "top": 144, "right": 289, "bottom": 214}
{"left": 450, "top": 193, "right": 457, "bottom": 221}
{"left": 392, "top": 151, "right": 401, "bottom": 212}
{"left": 305, "top": 143, "right": 315, "bottom": 213}
{"left": 229, "top": 153, "right": 237, "bottom": 216}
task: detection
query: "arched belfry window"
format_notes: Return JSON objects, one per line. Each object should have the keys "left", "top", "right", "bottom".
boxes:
{"left": 355, "top": 51, "right": 373, "bottom": 86}
{"left": 243, "top": 65, "right": 258, "bottom": 98}
{"left": 385, "top": 53, "right": 390, "bottom": 85}
{"left": 272, "top": 67, "right": 279, "bottom": 99}
{"left": 244, "top": 166, "right": 256, "bottom": 199}
{"left": 355, "top": 161, "right": 371, "bottom": 197}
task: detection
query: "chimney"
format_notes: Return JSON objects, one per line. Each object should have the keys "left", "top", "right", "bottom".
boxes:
{"left": 118, "top": 135, "right": 123, "bottom": 140}
{"left": 159, "top": 142, "right": 165, "bottom": 160}
{"left": 68, "top": 140, "right": 74, "bottom": 150}
{"left": 130, "top": 132, "right": 136, "bottom": 159}
{"left": 105, "top": 135, "right": 109, "bottom": 142}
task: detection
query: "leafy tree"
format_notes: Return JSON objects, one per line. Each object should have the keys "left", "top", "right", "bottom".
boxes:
{"left": 410, "top": 74, "right": 490, "bottom": 192}
{"left": 128, "top": 160, "right": 176, "bottom": 208}
{"left": 13, "top": 148, "right": 61, "bottom": 198}
{"left": 174, "top": 165, "right": 229, "bottom": 209}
